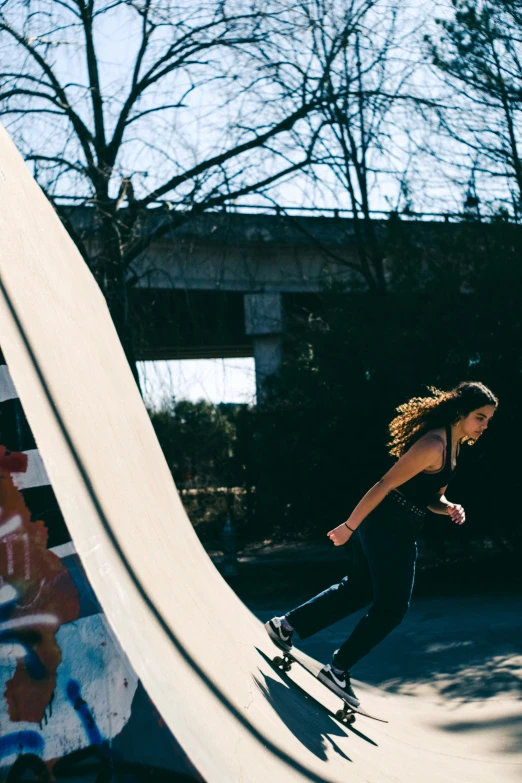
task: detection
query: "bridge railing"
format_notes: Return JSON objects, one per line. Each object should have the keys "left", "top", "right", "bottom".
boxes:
{"left": 49, "top": 194, "right": 518, "bottom": 224}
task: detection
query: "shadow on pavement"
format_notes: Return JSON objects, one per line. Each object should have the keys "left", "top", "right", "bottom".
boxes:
{"left": 254, "top": 597, "right": 522, "bottom": 703}
{"left": 254, "top": 647, "right": 380, "bottom": 762}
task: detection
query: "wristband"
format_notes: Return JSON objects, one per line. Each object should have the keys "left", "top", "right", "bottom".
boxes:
{"left": 344, "top": 522, "right": 355, "bottom": 532}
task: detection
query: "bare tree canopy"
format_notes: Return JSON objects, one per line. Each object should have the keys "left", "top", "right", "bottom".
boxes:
{"left": 287, "top": 2, "right": 418, "bottom": 291}
{"left": 0, "top": 0, "right": 379, "bottom": 380}
{"left": 425, "top": 0, "right": 522, "bottom": 218}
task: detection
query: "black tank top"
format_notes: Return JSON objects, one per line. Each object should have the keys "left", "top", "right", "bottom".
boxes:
{"left": 397, "top": 425, "right": 458, "bottom": 508}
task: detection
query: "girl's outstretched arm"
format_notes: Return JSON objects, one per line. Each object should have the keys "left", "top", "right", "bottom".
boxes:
{"left": 328, "top": 437, "right": 445, "bottom": 546}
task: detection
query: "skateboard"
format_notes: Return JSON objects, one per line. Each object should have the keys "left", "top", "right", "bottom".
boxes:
{"left": 270, "top": 645, "right": 388, "bottom": 725}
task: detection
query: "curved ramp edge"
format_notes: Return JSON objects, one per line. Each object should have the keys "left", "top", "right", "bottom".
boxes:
{"left": 0, "top": 124, "right": 520, "bottom": 783}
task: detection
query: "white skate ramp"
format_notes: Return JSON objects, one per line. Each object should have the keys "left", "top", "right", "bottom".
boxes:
{"left": 0, "top": 124, "right": 520, "bottom": 783}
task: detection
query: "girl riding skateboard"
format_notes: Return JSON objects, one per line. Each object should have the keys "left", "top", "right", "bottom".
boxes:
{"left": 266, "top": 381, "right": 498, "bottom": 707}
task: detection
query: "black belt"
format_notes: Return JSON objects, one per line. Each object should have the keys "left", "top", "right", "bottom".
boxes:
{"left": 388, "top": 491, "right": 427, "bottom": 519}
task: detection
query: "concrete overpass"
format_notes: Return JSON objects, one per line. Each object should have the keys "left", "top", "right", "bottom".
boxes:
{"left": 66, "top": 207, "right": 459, "bottom": 395}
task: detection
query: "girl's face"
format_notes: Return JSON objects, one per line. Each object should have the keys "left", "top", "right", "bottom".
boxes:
{"left": 458, "top": 404, "right": 496, "bottom": 440}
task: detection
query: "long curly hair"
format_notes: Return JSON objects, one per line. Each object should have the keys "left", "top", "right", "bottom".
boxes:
{"left": 388, "top": 381, "right": 498, "bottom": 457}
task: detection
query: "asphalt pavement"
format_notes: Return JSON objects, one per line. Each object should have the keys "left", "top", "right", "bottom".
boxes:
{"left": 249, "top": 594, "right": 522, "bottom": 705}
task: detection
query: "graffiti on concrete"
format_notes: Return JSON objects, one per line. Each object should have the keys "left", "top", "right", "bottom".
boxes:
{"left": 0, "top": 442, "right": 138, "bottom": 772}
{"left": 0, "top": 451, "right": 80, "bottom": 724}
{"left": 0, "top": 732, "right": 44, "bottom": 760}
{"left": 1, "top": 587, "right": 138, "bottom": 769}
{"left": 0, "top": 361, "right": 193, "bottom": 782}
{"left": 66, "top": 679, "right": 103, "bottom": 746}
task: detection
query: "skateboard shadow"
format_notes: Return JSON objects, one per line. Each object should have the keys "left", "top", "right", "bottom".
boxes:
{"left": 252, "top": 670, "right": 352, "bottom": 763}
{"left": 254, "top": 648, "right": 377, "bottom": 762}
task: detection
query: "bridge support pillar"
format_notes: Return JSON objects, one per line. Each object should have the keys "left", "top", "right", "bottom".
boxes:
{"left": 244, "top": 293, "right": 283, "bottom": 401}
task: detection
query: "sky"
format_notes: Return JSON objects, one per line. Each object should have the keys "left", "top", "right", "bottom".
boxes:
{"left": 137, "top": 357, "right": 257, "bottom": 409}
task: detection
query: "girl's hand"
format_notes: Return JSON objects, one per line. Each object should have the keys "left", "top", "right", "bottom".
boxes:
{"left": 447, "top": 503, "right": 466, "bottom": 525}
{"left": 327, "top": 523, "right": 353, "bottom": 547}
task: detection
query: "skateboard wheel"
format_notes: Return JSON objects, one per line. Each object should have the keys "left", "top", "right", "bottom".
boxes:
{"left": 283, "top": 663, "right": 292, "bottom": 671}
{"left": 273, "top": 656, "right": 283, "bottom": 667}
{"left": 347, "top": 714, "right": 356, "bottom": 724}
{"left": 335, "top": 710, "right": 345, "bottom": 720}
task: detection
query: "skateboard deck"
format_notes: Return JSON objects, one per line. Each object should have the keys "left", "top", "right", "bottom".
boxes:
{"left": 269, "top": 642, "right": 388, "bottom": 725}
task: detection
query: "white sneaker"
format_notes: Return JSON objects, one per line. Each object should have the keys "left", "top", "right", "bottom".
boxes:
{"left": 265, "top": 617, "right": 294, "bottom": 651}
{"left": 318, "top": 664, "right": 360, "bottom": 707}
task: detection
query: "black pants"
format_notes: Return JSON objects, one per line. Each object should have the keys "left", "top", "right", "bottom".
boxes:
{"left": 286, "top": 494, "right": 423, "bottom": 671}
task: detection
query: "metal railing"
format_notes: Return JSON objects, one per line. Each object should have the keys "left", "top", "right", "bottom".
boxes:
{"left": 51, "top": 194, "right": 476, "bottom": 223}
